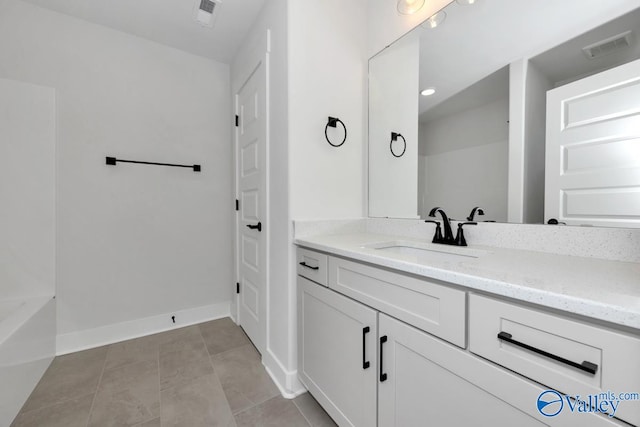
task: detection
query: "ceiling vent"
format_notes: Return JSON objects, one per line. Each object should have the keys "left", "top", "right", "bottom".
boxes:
{"left": 194, "top": 0, "right": 221, "bottom": 28}
{"left": 582, "top": 30, "right": 634, "bottom": 59}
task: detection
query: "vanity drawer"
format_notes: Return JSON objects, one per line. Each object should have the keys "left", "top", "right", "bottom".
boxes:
{"left": 296, "top": 248, "right": 328, "bottom": 286}
{"left": 328, "top": 257, "right": 466, "bottom": 347}
{"left": 469, "top": 294, "right": 640, "bottom": 426}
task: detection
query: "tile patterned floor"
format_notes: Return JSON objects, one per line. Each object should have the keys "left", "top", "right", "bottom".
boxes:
{"left": 12, "top": 318, "right": 337, "bottom": 427}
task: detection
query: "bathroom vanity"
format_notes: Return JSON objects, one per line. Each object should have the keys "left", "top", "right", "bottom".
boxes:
{"left": 295, "top": 227, "right": 640, "bottom": 427}
{"left": 298, "top": 2, "right": 640, "bottom": 425}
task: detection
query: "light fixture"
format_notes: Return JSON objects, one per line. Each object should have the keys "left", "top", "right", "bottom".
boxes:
{"left": 397, "top": 0, "right": 425, "bottom": 15}
{"left": 421, "top": 11, "right": 446, "bottom": 29}
{"left": 421, "top": 88, "right": 436, "bottom": 96}
{"left": 456, "top": 0, "right": 477, "bottom": 5}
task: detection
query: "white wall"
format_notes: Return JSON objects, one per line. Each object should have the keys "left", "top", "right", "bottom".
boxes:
{"left": 287, "top": 0, "right": 368, "bottom": 394}
{"left": 288, "top": 0, "right": 368, "bottom": 220}
{"left": 509, "top": 58, "right": 554, "bottom": 225}
{"left": 523, "top": 61, "right": 552, "bottom": 224}
{"left": 288, "top": 0, "right": 368, "bottom": 394}
{"left": 0, "top": 78, "right": 55, "bottom": 299}
{"left": 367, "top": 0, "right": 453, "bottom": 57}
{"left": 369, "top": 35, "right": 419, "bottom": 218}
{"left": 0, "top": 0, "right": 232, "bottom": 351}
{"left": 419, "top": 98, "right": 509, "bottom": 221}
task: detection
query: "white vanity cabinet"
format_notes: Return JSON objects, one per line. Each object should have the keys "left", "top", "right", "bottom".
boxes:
{"left": 378, "top": 313, "right": 548, "bottom": 427}
{"left": 298, "top": 277, "right": 377, "bottom": 427}
{"left": 469, "top": 294, "right": 640, "bottom": 426}
{"left": 297, "top": 247, "right": 329, "bottom": 286}
{"left": 297, "top": 247, "right": 633, "bottom": 427}
{"left": 329, "top": 256, "right": 466, "bottom": 348}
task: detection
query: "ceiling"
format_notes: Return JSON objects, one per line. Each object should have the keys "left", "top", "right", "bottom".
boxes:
{"left": 390, "top": 0, "right": 640, "bottom": 118}
{"left": 418, "top": 6, "right": 640, "bottom": 124}
{"left": 20, "top": 0, "right": 266, "bottom": 63}
{"left": 420, "top": 66, "right": 508, "bottom": 123}
{"left": 531, "top": 8, "right": 640, "bottom": 87}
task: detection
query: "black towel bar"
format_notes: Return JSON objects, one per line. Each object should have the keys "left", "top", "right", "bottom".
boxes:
{"left": 106, "top": 157, "right": 201, "bottom": 172}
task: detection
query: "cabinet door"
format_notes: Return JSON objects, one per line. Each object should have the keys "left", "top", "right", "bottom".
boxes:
{"left": 378, "top": 314, "right": 548, "bottom": 427}
{"left": 298, "top": 277, "right": 377, "bottom": 427}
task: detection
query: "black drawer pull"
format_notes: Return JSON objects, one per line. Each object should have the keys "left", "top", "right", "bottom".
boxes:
{"left": 362, "top": 327, "right": 371, "bottom": 370}
{"left": 298, "top": 262, "right": 319, "bottom": 271}
{"left": 497, "top": 332, "right": 598, "bottom": 375}
{"left": 246, "top": 222, "right": 262, "bottom": 232}
{"left": 379, "top": 335, "right": 388, "bottom": 382}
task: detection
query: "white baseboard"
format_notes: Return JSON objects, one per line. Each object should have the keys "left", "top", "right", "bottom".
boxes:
{"left": 263, "top": 348, "right": 306, "bottom": 399}
{"left": 56, "top": 301, "right": 231, "bottom": 355}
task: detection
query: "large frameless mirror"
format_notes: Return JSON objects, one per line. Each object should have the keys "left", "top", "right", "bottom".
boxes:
{"left": 368, "top": 0, "right": 640, "bottom": 228}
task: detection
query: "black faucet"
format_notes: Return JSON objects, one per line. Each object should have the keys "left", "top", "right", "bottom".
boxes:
{"left": 467, "top": 207, "right": 484, "bottom": 221}
{"left": 454, "top": 222, "right": 477, "bottom": 246}
{"left": 428, "top": 207, "right": 454, "bottom": 244}
{"left": 424, "top": 220, "right": 443, "bottom": 244}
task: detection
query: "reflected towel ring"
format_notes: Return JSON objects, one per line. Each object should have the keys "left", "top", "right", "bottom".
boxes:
{"left": 390, "top": 132, "right": 406, "bottom": 158}
{"left": 325, "top": 116, "right": 347, "bottom": 147}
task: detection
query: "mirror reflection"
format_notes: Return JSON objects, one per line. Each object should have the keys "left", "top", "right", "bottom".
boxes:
{"left": 368, "top": 1, "right": 640, "bottom": 228}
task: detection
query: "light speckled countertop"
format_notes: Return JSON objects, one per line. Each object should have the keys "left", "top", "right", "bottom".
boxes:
{"left": 295, "top": 232, "right": 640, "bottom": 331}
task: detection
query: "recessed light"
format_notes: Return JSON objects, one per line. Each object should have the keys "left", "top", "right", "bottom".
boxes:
{"left": 397, "top": 0, "right": 426, "bottom": 15}
{"left": 456, "top": 0, "right": 477, "bottom": 5}
{"left": 421, "top": 88, "right": 436, "bottom": 96}
{"left": 421, "top": 11, "right": 446, "bottom": 29}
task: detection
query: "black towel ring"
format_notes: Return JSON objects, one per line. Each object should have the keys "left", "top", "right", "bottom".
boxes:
{"left": 390, "top": 132, "right": 406, "bottom": 158}
{"left": 325, "top": 116, "right": 347, "bottom": 147}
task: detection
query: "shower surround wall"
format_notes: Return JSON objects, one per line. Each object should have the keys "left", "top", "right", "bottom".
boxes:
{"left": 0, "top": 78, "right": 55, "bottom": 300}
{"left": 0, "top": 0, "right": 233, "bottom": 353}
{"left": 0, "top": 77, "right": 56, "bottom": 425}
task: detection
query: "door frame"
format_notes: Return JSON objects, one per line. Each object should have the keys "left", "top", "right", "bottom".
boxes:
{"left": 232, "top": 29, "right": 271, "bottom": 354}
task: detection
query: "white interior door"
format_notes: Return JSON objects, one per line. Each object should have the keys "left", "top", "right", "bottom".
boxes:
{"left": 236, "top": 60, "right": 267, "bottom": 354}
{"left": 545, "top": 58, "right": 640, "bottom": 228}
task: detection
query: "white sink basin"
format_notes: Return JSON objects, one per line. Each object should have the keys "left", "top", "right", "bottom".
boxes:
{"left": 363, "top": 240, "right": 487, "bottom": 262}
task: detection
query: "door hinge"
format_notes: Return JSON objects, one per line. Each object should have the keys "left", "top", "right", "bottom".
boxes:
{"left": 235, "top": 199, "right": 239, "bottom": 211}
{"left": 236, "top": 282, "right": 240, "bottom": 294}
{"left": 235, "top": 115, "right": 239, "bottom": 127}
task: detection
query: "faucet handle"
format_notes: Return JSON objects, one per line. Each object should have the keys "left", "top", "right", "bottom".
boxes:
{"left": 454, "top": 222, "right": 477, "bottom": 247}
{"left": 424, "top": 220, "right": 443, "bottom": 244}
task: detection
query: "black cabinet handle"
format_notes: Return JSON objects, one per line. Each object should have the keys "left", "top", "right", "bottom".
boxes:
{"left": 362, "top": 327, "right": 371, "bottom": 370}
{"left": 497, "top": 332, "right": 598, "bottom": 375}
{"left": 298, "top": 262, "right": 319, "bottom": 270}
{"left": 246, "top": 222, "right": 262, "bottom": 232}
{"left": 379, "top": 335, "right": 388, "bottom": 382}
